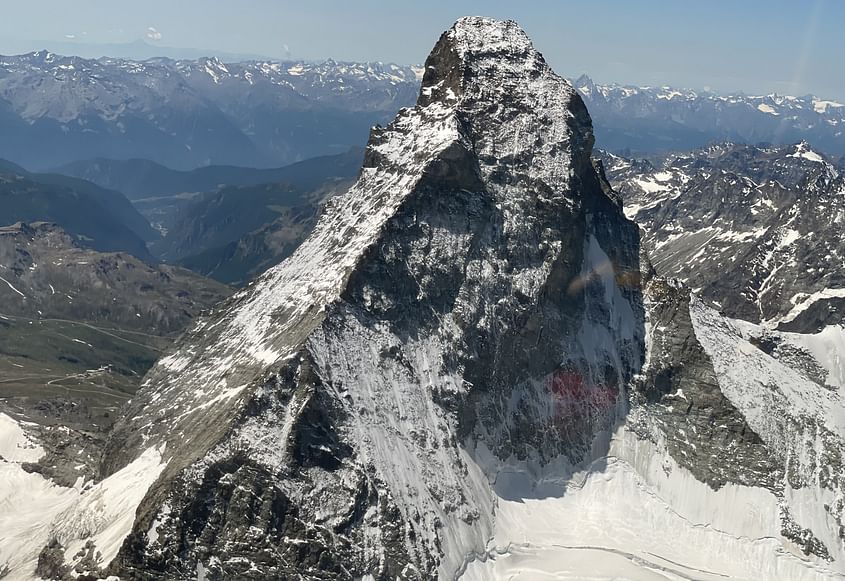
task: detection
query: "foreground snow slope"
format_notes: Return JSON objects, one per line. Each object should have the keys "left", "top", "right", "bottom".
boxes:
{"left": 0, "top": 414, "right": 164, "bottom": 580}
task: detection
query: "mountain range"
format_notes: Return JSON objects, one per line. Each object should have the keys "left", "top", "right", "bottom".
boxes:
{"left": 576, "top": 74, "right": 845, "bottom": 155}
{"left": 0, "top": 148, "right": 364, "bottom": 288}
{"left": 54, "top": 147, "right": 364, "bottom": 201}
{"left": 1, "top": 17, "right": 843, "bottom": 581}
{"left": 0, "top": 51, "right": 419, "bottom": 170}
{"left": 3, "top": 50, "right": 845, "bottom": 177}
{"left": 601, "top": 141, "right": 845, "bottom": 334}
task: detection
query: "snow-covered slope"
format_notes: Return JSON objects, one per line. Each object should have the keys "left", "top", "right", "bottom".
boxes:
{"left": 8, "top": 17, "right": 845, "bottom": 581}
{"left": 461, "top": 278, "right": 845, "bottom": 581}
{"left": 0, "top": 413, "right": 165, "bottom": 580}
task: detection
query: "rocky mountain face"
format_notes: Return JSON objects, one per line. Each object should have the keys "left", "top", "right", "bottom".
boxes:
{"left": 3, "top": 17, "right": 845, "bottom": 581}
{"left": 91, "top": 17, "right": 647, "bottom": 579}
{"left": 0, "top": 160, "right": 157, "bottom": 259}
{"left": 576, "top": 75, "right": 845, "bottom": 155}
{"left": 602, "top": 142, "right": 845, "bottom": 333}
{"left": 0, "top": 52, "right": 419, "bottom": 170}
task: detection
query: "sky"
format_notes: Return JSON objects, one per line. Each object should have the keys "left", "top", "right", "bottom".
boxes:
{"left": 1, "top": 0, "right": 843, "bottom": 99}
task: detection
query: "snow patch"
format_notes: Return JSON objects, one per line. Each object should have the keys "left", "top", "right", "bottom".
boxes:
{"left": 0, "top": 413, "right": 43, "bottom": 462}
{"left": 633, "top": 177, "right": 671, "bottom": 194}
{"left": 780, "top": 288, "right": 845, "bottom": 326}
{"left": 0, "top": 274, "right": 26, "bottom": 298}
{"left": 0, "top": 419, "right": 166, "bottom": 580}
{"left": 790, "top": 142, "right": 825, "bottom": 163}
{"left": 813, "top": 100, "right": 844, "bottom": 114}
{"left": 54, "top": 445, "right": 167, "bottom": 573}
{"left": 781, "top": 325, "right": 845, "bottom": 389}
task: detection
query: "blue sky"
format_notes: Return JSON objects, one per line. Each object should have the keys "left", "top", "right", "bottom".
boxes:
{"left": 1, "top": 0, "right": 842, "bottom": 99}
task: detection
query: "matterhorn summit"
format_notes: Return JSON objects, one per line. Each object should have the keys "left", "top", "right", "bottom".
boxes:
{"left": 11, "top": 17, "right": 845, "bottom": 581}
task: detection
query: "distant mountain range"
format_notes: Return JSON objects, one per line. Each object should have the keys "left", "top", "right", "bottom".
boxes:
{"left": 576, "top": 75, "right": 845, "bottom": 155}
{"left": 3, "top": 51, "right": 844, "bottom": 175}
{"left": 55, "top": 147, "right": 363, "bottom": 200}
{"left": 0, "top": 148, "right": 363, "bottom": 285}
{"left": 0, "top": 51, "right": 420, "bottom": 170}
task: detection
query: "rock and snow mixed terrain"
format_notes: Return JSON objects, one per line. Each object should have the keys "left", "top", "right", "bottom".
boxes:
{"left": 3, "top": 16, "right": 845, "bottom": 581}
{"left": 0, "top": 412, "right": 165, "bottom": 580}
{"left": 602, "top": 142, "right": 845, "bottom": 334}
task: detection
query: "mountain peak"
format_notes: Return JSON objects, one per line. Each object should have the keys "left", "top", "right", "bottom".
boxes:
{"left": 412, "top": 17, "right": 590, "bottom": 187}
{"left": 419, "top": 17, "right": 570, "bottom": 109}
{"left": 91, "top": 16, "right": 635, "bottom": 579}
{"left": 447, "top": 16, "right": 533, "bottom": 56}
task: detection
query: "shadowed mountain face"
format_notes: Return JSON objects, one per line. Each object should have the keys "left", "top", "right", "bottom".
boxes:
{"left": 0, "top": 161, "right": 157, "bottom": 260}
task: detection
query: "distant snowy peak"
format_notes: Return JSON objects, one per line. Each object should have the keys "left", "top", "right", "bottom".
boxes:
{"left": 575, "top": 74, "right": 845, "bottom": 119}
{"left": 575, "top": 75, "right": 845, "bottom": 155}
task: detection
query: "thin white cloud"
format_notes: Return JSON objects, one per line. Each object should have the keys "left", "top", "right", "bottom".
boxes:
{"left": 65, "top": 34, "right": 76, "bottom": 39}
{"left": 146, "top": 27, "right": 162, "bottom": 41}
